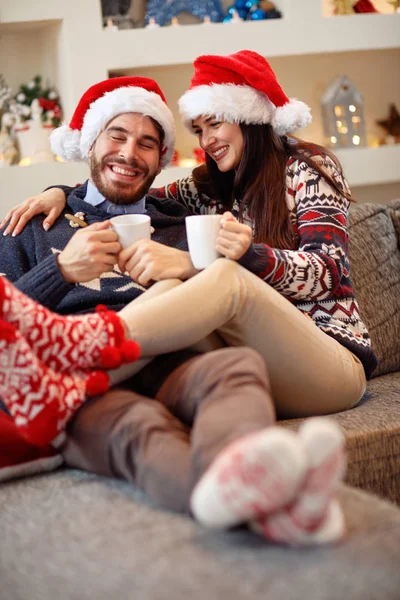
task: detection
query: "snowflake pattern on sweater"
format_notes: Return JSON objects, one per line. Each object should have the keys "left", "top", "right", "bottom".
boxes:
{"left": 152, "top": 155, "right": 378, "bottom": 378}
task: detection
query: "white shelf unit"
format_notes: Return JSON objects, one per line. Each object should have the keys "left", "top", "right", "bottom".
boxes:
{"left": 0, "top": 0, "right": 399, "bottom": 214}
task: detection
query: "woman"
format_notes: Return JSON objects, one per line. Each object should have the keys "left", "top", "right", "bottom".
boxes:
{"left": 1, "top": 50, "right": 375, "bottom": 542}
{"left": 4, "top": 50, "right": 376, "bottom": 404}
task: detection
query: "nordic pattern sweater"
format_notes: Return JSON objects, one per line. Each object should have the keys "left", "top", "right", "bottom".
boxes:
{"left": 151, "top": 154, "right": 378, "bottom": 379}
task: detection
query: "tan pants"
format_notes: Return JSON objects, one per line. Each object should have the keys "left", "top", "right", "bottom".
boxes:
{"left": 64, "top": 347, "right": 275, "bottom": 513}
{"left": 119, "top": 259, "right": 366, "bottom": 418}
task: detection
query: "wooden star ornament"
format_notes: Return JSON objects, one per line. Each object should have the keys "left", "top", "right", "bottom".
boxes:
{"left": 376, "top": 104, "right": 400, "bottom": 142}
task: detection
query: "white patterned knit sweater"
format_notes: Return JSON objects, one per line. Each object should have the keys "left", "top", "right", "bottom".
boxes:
{"left": 152, "top": 154, "right": 377, "bottom": 377}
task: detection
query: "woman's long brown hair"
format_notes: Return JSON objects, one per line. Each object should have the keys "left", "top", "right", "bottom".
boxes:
{"left": 192, "top": 123, "right": 352, "bottom": 250}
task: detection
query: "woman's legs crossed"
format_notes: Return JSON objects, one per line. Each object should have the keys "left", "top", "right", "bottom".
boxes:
{"left": 119, "top": 259, "right": 366, "bottom": 417}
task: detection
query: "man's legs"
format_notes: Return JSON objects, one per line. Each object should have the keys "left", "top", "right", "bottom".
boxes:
{"left": 63, "top": 387, "right": 192, "bottom": 513}
{"left": 155, "top": 347, "right": 309, "bottom": 526}
{"left": 119, "top": 259, "right": 366, "bottom": 417}
{"left": 62, "top": 345, "right": 279, "bottom": 514}
{"left": 155, "top": 347, "right": 276, "bottom": 479}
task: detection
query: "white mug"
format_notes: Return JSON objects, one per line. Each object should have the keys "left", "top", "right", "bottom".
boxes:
{"left": 185, "top": 215, "right": 222, "bottom": 269}
{"left": 110, "top": 214, "right": 151, "bottom": 249}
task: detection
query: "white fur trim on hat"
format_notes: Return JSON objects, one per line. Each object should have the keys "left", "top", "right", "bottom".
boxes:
{"left": 51, "top": 87, "right": 175, "bottom": 168}
{"left": 178, "top": 84, "right": 311, "bottom": 135}
{"left": 272, "top": 100, "right": 312, "bottom": 136}
{"left": 50, "top": 125, "right": 82, "bottom": 161}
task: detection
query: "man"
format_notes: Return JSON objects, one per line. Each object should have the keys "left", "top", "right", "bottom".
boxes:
{"left": 1, "top": 76, "right": 196, "bottom": 313}
{"left": 0, "top": 76, "right": 277, "bottom": 516}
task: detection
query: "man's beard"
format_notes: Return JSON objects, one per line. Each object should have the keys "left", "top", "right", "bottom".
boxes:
{"left": 90, "top": 153, "right": 158, "bottom": 205}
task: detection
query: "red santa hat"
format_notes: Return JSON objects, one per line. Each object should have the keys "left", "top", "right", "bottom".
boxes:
{"left": 178, "top": 50, "right": 311, "bottom": 136}
{"left": 50, "top": 76, "right": 175, "bottom": 168}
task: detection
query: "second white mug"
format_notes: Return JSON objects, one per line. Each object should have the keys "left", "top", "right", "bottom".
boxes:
{"left": 185, "top": 214, "right": 222, "bottom": 270}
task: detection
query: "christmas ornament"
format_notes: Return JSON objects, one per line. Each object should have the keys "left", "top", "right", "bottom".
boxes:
{"left": 321, "top": 75, "right": 367, "bottom": 149}
{"left": 9, "top": 76, "right": 62, "bottom": 128}
{"left": 250, "top": 8, "right": 267, "bottom": 19}
{"left": 234, "top": 0, "right": 248, "bottom": 10}
{"left": 387, "top": 0, "right": 400, "bottom": 11}
{"left": 101, "top": 0, "right": 131, "bottom": 17}
{"left": 105, "top": 18, "right": 119, "bottom": 30}
{"left": 332, "top": 0, "right": 354, "bottom": 14}
{"left": 263, "top": 6, "right": 282, "bottom": 18}
{"left": 145, "top": 16, "right": 160, "bottom": 28}
{"left": 65, "top": 212, "right": 88, "bottom": 229}
{"left": 0, "top": 74, "right": 12, "bottom": 113}
{"left": 223, "top": 8, "right": 244, "bottom": 22}
{"left": 170, "top": 149, "right": 180, "bottom": 166}
{"left": 227, "top": 3, "right": 247, "bottom": 19}
{"left": 376, "top": 104, "right": 400, "bottom": 142}
{"left": 145, "top": 0, "right": 223, "bottom": 26}
{"left": 245, "top": 0, "right": 259, "bottom": 9}
{"left": 193, "top": 147, "right": 206, "bottom": 163}
{"left": 353, "top": 0, "right": 378, "bottom": 12}
{"left": 0, "top": 127, "right": 18, "bottom": 166}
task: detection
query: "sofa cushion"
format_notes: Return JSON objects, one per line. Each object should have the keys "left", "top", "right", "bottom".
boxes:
{"left": 1, "top": 471, "right": 400, "bottom": 600}
{"left": 280, "top": 371, "right": 400, "bottom": 505}
{"left": 388, "top": 199, "right": 400, "bottom": 244}
{"left": 348, "top": 202, "right": 400, "bottom": 377}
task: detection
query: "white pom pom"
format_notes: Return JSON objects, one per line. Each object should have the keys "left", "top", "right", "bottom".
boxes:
{"left": 50, "top": 125, "right": 83, "bottom": 161}
{"left": 272, "top": 99, "right": 312, "bottom": 136}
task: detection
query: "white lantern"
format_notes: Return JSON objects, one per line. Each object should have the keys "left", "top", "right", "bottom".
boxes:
{"left": 321, "top": 75, "right": 367, "bottom": 149}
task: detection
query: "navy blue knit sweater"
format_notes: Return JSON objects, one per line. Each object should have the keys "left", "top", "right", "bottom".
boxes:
{"left": 0, "top": 182, "right": 189, "bottom": 315}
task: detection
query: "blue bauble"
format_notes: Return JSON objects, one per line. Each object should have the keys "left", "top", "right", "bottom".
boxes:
{"left": 249, "top": 7, "right": 266, "bottom": 20}
{"left": 236, "top": 7, "right": 248, "bottom": 18}
{"left": 146, "top": 0, "right": 224, "bottom": 27}
{"left": 222, "top": 15, "right": 232, "bottom": 21}
{"left": 234, "top": 0, "right": 248, "bottom": 9}
{"left": 245, "top": 0, "right": 258, "bottom": 9}
{"left": 227, "top": 4, "right": 247, "bottom": 18}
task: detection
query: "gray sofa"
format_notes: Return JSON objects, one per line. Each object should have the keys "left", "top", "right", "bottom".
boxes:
{"left": 1, "top": 200, "right": 400, "bottom": 600}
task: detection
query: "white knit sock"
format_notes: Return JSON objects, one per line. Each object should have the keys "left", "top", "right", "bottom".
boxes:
{"left": 190, "top": 428, "right": 308, "bottom": 529}
{"left": 251, "top": 418, "right": 347, "bottom": 546}
{"left": 252, "top": 498, "right": 346, "bottom": 546}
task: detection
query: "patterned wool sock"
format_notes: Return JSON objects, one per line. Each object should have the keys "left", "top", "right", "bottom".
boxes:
{"left": 252, "top": 418, "right": 347, "bottom": 546}
{"left": 252, "top": 498, "right": 346, "bottom": 547}
{"left": 0, "top": 320, "right": 110, "bottom": 446}
{"left": 190, "top": 428, "right": 308, "bottom": 529}
{"left": 0, "top": 276, "right": 140, "bottom": 373}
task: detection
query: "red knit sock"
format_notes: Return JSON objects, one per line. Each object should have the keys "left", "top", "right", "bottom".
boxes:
{"left": 0, "top": 320, "right": 110, "bottom": 446}
{"left": 0, "top": 276, "right": 140, "bottom": 372}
